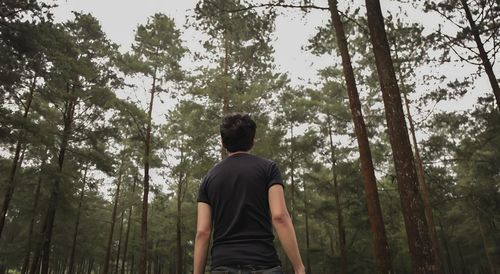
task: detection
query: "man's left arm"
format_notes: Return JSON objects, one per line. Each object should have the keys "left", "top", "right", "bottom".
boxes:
{"left": 193, "top": 202, "right": 212, "bottom": 274}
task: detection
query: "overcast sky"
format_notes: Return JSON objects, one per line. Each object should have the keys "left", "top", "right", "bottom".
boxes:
{"left": 52, "top": 0, "right": 330, "bottom": 83}
{"left": 50, "top": 0, "right": 497, "bottom": 115}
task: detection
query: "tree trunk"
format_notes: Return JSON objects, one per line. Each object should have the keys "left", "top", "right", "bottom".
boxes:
{"left": 289, "top": 123, "right": 295, "bottom": 221}
{"left": 0, "top": 75, "right": 37, "bottom": 237}
{"left": 327, "top": 119, "right": 347, "bottom": 274}
{"left": 21, "top": 149, "right": 47, "bottom": 274}
{"left": 140, "top": 71, "right": 157, "bottom": 274}
{"left": 121, "top": 173, "right": 137, "bottom": 274}
{"left": 104, "top": 156, "right": 126, "bottom": 274}
{"left": 476, "top": 212, "right": 496, "bottom": 274}
{"left": 457, "top": 242, "right": 467, "bottom": 274}
{"left": 68, "top": 167, "right": 88, "bottom": 274}
{"left": 176, "top": 144, "right": 184, "bottom": 274}
{"left": 303, "top": 173, "right": 311, "bottom": 274}
{"left": 327, "top": 1, "right": 392, "bottom": 273}
{"left": 364, "top": 0, "right": 436, "bottom": 272}
{"left": 130, "top": 254, "right": 135, "bottom": 274}
{"left": 400, "top": 74, "right": 444, "bottom": 274}
{"left": 87, "top": 258, "right": 93, "bottom": 274}
{"left": 459, "top": 0, "right": 500, "bottom": 110}
{"left": 393, "top": 38, "right": 443, "bottom": 273}
{"left": 329, "top": 230, "right": 335, "bottom": 256}
{"left": 31, "top": 83, "right": 76, "bottom": 274}
{"left": 220, "top": 33, "right": 230, "bottom": 159}
{"left": 114, "top": 210, "right": 125, "bottom": 274}
{"left": 77, "top": 259, "right": 84, "bottom": 274}
{"left": 438, "top": 219, "right": 454, "bottom": 274}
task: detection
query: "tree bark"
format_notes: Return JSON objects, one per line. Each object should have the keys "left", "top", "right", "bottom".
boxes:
{"left": 104, "top": 156, "right": 126, "bottom": 274}
{"left": 68, "top": 167, "right": 88, "bottom": 274}
{"left": 121, "top": 172, "right": 137, "bottom": 274}
{"left": 400, "top": 74, "right": 443, "bottom": 274}
{"left": 459, "top": 0, "right": 500, "bottom": 110}
{"left": 0, "top": 75, "right": 37, "bottom": 237}
{"left": 364, "top": 0, "right": 436, "bottom": 272}
{"left": 176, "top": 142, "right": 185, "bottom": 274}
{"left": 31, "top": 83, "right": 76, "bottom": 274}
{"left": 21, "top": 149, "right": 47, "bottom": 274}
{"left": 303, "top": 173, "right": 312, "bottom": 274}
{"left": 140, "top": 70, "right": 157, "bottom": 274}
{"left": 476, "top": 212, "right": 496, "bottom": 274}
{"left": 457, "top": 242, "right": 467, "bottom": 274}
{"left": 438, "top": 219, "right": 454, "bottom": 274}
{"left": 221, "top": 33, "right": 230, "bottom": 159}
{"left": 327, "top": 1, "right": 392, "bottom": 273}
{"left": 114, "top": 210, "right": 125, "bottom": 274}
{"left": 327, "top": 118, "right": 347, "bottom": 274}
{"left": 130, "top": 254, "right": 135, "bottom": 274}
{"left": 87, "top": 258, "right": 93, "bottom": 274}
{"left": 289, "top": 123, "right": 295, "bottom": 221}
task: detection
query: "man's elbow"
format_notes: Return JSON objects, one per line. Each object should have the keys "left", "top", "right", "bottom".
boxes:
{"left": 272, "top": 211, "right": 291, "bottom": 226}
{"left": 196, "top": 228, "right": 211, "bottom": 240}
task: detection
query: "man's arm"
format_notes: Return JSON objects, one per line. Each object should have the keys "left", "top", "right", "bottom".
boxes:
{"left": 268, "top": 184, "right": 305, "bottom": 274}
{"left": 193, "top": 202, "right": 212, "bottom": 274}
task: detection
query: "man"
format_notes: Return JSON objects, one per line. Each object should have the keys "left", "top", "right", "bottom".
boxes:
{"left": 194, "top": 113, "right": 305, "bottom": 274}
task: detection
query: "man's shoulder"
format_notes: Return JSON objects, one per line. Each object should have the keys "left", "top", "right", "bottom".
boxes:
{"left": 237, "top": 154, "right": 280, "bottom": 170}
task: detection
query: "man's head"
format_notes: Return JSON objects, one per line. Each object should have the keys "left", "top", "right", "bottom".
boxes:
{"left": 220, "top": 113, "right": 256, "bottom": 153}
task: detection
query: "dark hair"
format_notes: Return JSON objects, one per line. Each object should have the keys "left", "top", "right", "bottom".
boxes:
{"left": 220, "top": 113, "right": 256, "bottom": 153}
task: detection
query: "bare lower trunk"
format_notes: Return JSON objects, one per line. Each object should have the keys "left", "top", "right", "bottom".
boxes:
{"left": 87, "top": 259, "right": 93, "bottom": 274}
{"left": 401, "top": 80, "right": 443, "bottom": 274}
{"left": 21, "top": 150, "right": 47, "bottom": 274}
{"left": 476, "top": 212, "right": 496, "bottom": 274}
{"left": 327, "top": 119, "right": 347, "bottom": 274}
{"left": 457, "top": 242, "right": 467, "bottom": 274}
{"left": 121, "top": 173, "right": 137, "bottom": 274}
{"left": 104, "top": 156, "right": 126, "bottom": 274}
{"left": 364, "top": 0, "right": 436, "bottom": 272}
{"left": 289, "top": 124, "right": 295, "bottom": 221}
{"left": 114, "top": 210, "right": 125, "bottom": 274}
{"left": 327, "top": 1, "right": 392, "bottom": 272}
{"left": 68, "top": 167, "right": 88, "bottom": 273}
{"left": 140, "top": 71, "right": 157, "bottom": 274}
{"left": 438, "top": 219, "right": 454, "bottom": 274}
{"left": 220, "top": 33, "right": 230, "bottom": 159}
{"left": 303, "top": 174, "right": 311, "bottom": 274}
{"left": 176, "top": 149, "right": 184, "bottom": 274}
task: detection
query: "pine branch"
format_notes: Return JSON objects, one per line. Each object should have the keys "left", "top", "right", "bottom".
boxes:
{"left": 213, "top": 1, "right": 329, "bottom": 13}
{"left": 431, "top": 7, "right": 466, "bottom": 30}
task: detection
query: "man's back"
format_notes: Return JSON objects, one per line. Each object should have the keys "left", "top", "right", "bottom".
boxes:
{"left": 193, "top": 113, "right": 304, "bottom": 274}
{"left": 197, "top": 153, "right": 283, "bottom": 268}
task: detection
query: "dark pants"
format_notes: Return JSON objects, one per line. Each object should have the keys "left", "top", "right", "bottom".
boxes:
{"left": 211, "top": 265, "right": 284, "bottom": 274}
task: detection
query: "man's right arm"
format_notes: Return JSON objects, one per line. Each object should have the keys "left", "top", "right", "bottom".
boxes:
{"left": 268, "top": 184, "right": 305, "bottom": 274}
{"left": 193, "top": 202, "right": 212, "bottom": 274}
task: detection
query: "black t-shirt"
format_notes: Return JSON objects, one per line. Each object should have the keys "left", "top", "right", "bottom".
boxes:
{"left": 197, "top": 153, "right": 283, "bottom": 268}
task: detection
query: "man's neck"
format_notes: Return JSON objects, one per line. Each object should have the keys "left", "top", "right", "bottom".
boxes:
{"left": 227, "top": 151, "right": 250, "bottom": 157}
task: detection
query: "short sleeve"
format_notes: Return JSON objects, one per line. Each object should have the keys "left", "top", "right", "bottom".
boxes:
{"left": 197, "top": 176, "right": 210, "bottom": 204}
{"left": 268, "top": 162, "right": 284, "bottom": 189}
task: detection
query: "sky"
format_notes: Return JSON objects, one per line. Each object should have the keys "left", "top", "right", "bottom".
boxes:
{"left": 51, "top": 0, "right": 331, "bottom": 83}
{"left": 49, "top": 0, "right": 497, "bottom": 114}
